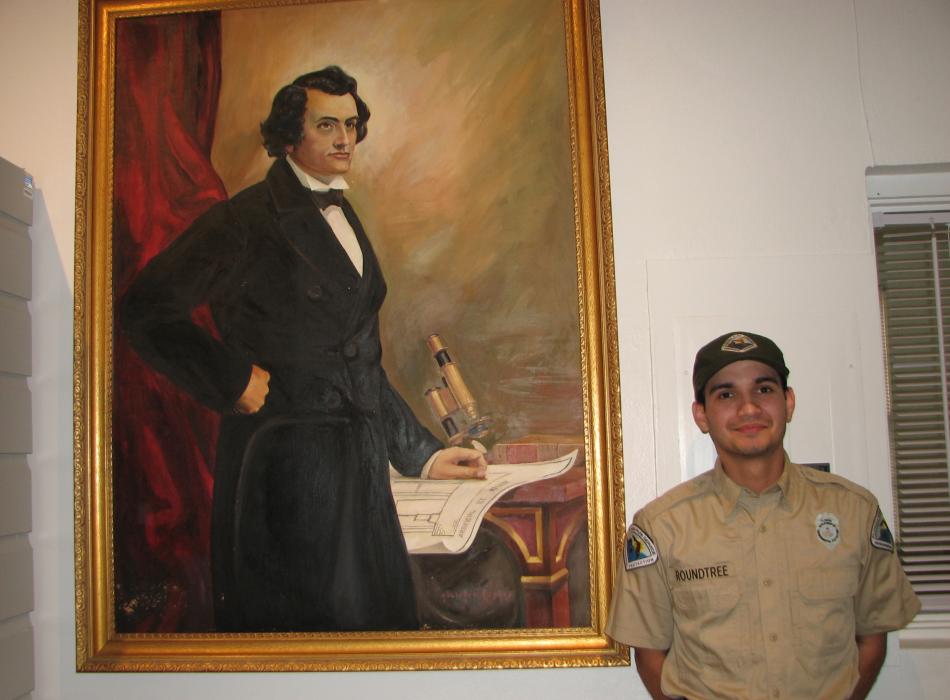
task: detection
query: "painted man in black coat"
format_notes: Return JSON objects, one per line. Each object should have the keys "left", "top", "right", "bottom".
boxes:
{"left": 121, "top": 66, "right": 487, "bottom": 632}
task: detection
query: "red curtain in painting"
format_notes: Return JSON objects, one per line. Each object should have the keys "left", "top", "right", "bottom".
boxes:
{"left": 112, "top": 12, "right": 225, "bottom": 632}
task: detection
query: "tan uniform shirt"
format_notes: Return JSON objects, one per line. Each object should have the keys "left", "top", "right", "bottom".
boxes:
{"left": 606, "top": 459, "right": 921, "bottom": 700}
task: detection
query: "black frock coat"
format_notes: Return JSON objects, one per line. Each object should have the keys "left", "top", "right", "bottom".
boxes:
{"left": 120, "top": 159, "right": 442, "bottom": 631}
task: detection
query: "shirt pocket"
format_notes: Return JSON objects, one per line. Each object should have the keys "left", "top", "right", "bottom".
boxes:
{"left": 671, "top": 577, "right": 749, "bottom": 677}
{"left": 793, "top": 566, "right": 859, "bottom": 675}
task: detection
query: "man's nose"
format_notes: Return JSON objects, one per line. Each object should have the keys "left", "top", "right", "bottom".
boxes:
{"left": 333, "top": 126, "right": 351, "bottom": 148}
{"left": 737, "top": 395, "right": 762, "bottom": 416}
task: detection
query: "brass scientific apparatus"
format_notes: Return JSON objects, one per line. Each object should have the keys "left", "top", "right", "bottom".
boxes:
{"left": 424, "top": 334, "right": 492, "bottom": 446}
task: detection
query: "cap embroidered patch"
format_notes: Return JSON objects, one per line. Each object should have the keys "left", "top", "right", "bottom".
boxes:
{"left": 624, "top": 524, "right": 658, "bottom": 570}
{"left": 720, "top": 333, "right": 758, "bottom": 353}
{"left": 816, "top": 512, "right": 840, "bottom": 549}
{"left": 871, "top": 507, "right": 895, "bottom": 552}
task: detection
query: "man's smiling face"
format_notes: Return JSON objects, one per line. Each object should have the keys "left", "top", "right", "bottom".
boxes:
{"left": 287, "top": 89, "right": 358, "bottom": 181}
{"left": 692, "top": 359, "right": 795, "bottom": 463}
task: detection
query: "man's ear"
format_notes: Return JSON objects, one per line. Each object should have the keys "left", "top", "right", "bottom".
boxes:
{"left": 692, "top": 401, "right": 709, "bottom": 434}
{"left": 784, "top": 386, "right": 796, "bottom": 423}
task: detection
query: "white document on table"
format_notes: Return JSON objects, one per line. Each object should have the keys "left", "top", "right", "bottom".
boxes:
{"left": 390, "top": 449, "right": 578, "bottom": 555}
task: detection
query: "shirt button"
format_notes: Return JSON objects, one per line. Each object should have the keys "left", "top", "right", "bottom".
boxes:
{"left": 763, "top": 578, "right": 773, "bottom": 587}
{"left": 759, "top": 525, "right": 767, "bottom": 533}
{"left": 772, "top": 690, "right": 780, "bottom": 698}
{"left": 769, "top": 633, "right": 778, "bottom": 642}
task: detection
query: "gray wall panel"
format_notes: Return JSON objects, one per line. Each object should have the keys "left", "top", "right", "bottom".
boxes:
{"left": 0, "top": 539, "right": 33, "bottom": 620}
{"left": 0, "top": 158, "right": 32, "bottom": 226}
{"left": 0, "top": 221, "right": 30, "bottom": 300}
{"left": 0, "top": 297, "right": 30, "bottom": 375}
{"left": 0, "top": 456, "right": 30, "bottom": 536}
{"left": 0, "top": 377, "right": 31, "bottom": 454}
{"left": 0, "top": 620, "right": 34, "bottom": 700}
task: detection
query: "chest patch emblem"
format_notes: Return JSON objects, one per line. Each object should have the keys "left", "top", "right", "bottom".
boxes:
{"left": 624, "top": 524, "right": 658, "bottom": 570}
{"left": 871, "top": 507, "right": 895, "bottom": 552}
{"left": 816, "top": 512, "right": 840, "bottom": 549}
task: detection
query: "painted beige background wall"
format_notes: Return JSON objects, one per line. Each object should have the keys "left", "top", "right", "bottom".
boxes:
{"left": 211, "top": 0, "right": 581, "bottom": 440}
{"left": 1, "top": 0, "right": 949, "bottom": 698}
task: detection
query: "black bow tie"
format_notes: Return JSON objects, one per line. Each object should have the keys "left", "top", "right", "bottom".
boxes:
{"left": 311, "top": 189, "right": 346, "bottom": 210}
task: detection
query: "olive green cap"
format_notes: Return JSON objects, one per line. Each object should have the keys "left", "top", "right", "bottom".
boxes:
{"left": 692, "top": 331, "right": 789, "bottom": 401}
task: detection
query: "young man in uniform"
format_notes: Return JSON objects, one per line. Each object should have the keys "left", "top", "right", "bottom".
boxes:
{"left": 606, "top": 331, "right": 920, "bottom": 699}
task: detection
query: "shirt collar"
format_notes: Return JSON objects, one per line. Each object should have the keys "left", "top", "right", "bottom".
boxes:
{"left": 711, "top": 452, "right": 798, "bottom": 518}
{"left": 778, "top": 455, "right": 802, "bottom": 511}
{"left": 285, "top": 156, "right": 349, "bottom": 193}
{"left": 712, "top": 461, "right": 743, "bottom": 518}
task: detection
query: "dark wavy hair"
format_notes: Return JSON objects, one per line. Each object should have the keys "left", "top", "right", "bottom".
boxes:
{"left": 260, "top": 65, "right": 371, "bottom": 157}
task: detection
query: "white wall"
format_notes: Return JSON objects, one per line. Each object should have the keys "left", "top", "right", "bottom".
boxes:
{"left": 1, "top": 0, "right": 948, "bottom": 698}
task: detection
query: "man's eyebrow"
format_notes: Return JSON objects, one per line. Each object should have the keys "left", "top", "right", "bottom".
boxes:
{"left": 707, "top": 375, "right": 780, "bottom": 395}
{"left": 311, "top": 114, "right": 359, "bottom": 122}
{"left": 706, "top": 380, "right": 734, "bottom": 395}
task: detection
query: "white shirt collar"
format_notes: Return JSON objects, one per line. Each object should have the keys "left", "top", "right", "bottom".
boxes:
{"left": 285, "top": 156, "right": 349, "bottom": 193}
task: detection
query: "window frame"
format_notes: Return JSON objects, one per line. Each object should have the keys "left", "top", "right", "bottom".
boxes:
{"left": 868, "top": 164, "right": 950, "bottom": 644}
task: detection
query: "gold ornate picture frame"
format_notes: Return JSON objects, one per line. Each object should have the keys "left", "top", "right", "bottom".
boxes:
{"left": 74, "top": 0, "right": 625, "bottom": 671}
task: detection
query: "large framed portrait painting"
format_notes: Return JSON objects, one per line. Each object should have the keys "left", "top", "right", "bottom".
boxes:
{"left": 74, "top": 0, "right": 625, "bottom": 671}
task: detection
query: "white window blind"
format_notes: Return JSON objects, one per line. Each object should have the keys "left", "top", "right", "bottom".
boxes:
{"left": 875, "top": 224, "right": 950, "bottom": 613}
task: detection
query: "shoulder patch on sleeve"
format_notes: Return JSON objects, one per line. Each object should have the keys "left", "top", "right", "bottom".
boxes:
{"left": 871, "top": 507, "right": 895, "bottom": 552}
{"left": 624, "top": 524, "right": 658, "bottom": 570}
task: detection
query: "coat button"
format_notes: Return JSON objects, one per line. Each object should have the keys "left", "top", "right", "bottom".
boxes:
{"left": 306, "top": 285, "right": 324, "bottom": 301}
{"left": 343, "top": 342, "right": 359, "bottom": 358}
{"left": 323, "top": 388, "right": 342, "bottom": 409}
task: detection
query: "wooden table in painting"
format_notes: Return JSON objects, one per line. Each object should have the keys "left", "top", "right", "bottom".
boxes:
{"left": 485, "top": 455, "right": 588, "bottom": 627}
{"left": 411, "top": 436, "right": 589, "bottom": 629}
